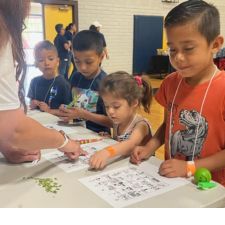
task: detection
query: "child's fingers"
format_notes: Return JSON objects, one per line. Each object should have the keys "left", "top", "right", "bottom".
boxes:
{"left": 159, "top": 166, "right": 177, "bottom": 178}
{"left": 132, "top": 150, "right": 141, "bottom": 162}
{"left": 95, "top": 158, "right": 103, "bottom": 169}
{"left": 80, "top": 149, "right": 87, "bottom": 156}
{"left": 159, "top": 162, "right": 175, "bottom": 177}
{"left": 59, "top": 104, "right": 66, "bottom": 110}
{"left": 129, "top": 154, "right": 138, "bottom": 164}
{"left": 59, "top": 117, "right": 70, "bottom": 122}
{"left": 89, "top": 155, "right": 96, "bottom": 168}
{"left": 59, "top": 106, "right": 70, "bottom": 113}
{"left": 99, "top": 160, "right": 106, "bottom": 169}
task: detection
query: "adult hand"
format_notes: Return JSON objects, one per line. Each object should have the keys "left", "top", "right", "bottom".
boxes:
{"left": 130, "top": 146, "right": 152, "bottom": 164}
{"left": 1, "top": 145, "right": 41, "bottom": 164}
{"left": 58, "top": 139, "right": 86, "bottom": 160}
{"left": 159, "top": 159, "right": 186, "bottom": 178}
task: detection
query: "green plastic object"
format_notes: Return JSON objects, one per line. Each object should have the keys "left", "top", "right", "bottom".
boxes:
{"left": 194, "top": 168, "right": 212, "bottom": 183}
{"left": 197, "top": 181, "right": 217, "bottom": 190}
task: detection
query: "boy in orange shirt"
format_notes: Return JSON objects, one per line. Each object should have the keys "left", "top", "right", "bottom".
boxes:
{"left": 131, "top": 1, "right": 225, "bottom": 185}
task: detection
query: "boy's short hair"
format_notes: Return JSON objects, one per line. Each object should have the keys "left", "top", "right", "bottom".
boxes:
{"left": 55, "top": 24, "right": 63, "bottom": 33}
{"left": 73, "top": 30, "right": 104, "bottom": 55}
{"left": 164, "top": 0, "right": 220, "bottom": 43}
{"left": 34, "top": 40, "right": 58, "bottom": 59}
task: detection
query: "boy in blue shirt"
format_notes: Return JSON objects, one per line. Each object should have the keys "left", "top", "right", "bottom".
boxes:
{"left": 28, "top": 40, "right": 71, "bottom": 116}
{"left": 59, "top": 30, "right": 111, "bottom": 133}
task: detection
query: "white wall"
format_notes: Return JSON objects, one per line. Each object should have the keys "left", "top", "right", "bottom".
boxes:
{"left": 77, "top": 0, "right": 225, "bottom": 74}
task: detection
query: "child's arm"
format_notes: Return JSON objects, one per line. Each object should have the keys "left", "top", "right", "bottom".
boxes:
{"left": 89, "top": 121, "right": 150, "bottom": 169}
{"left": 58, "top": 106, "right": 113, "bottom": 128}
{"left": 159, "top": 149, "right": 225, "bottom": 178}
{"left": 130, "top": 110, "right": 167, "bottom": 164}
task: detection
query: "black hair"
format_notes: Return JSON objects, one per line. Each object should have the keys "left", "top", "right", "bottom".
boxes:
{"left": 89, "top": 25, "right": 98, "bottom": 32}
{"left": 66, "top": 23, "right": 75, "bottom": 31}
{"left": 164, "top": 0, "right": 220, "bottom": 43}
{"left": 99, "top": 71, "right": 152, "bottom": 113}
{"left": 34, "top": 40, "right": 58, "bottom": 59}
{"left": 55, "top": 23, "right": 63, "bottom": 33}
{"left": 73, "top": 30, "right": 104, "bottom": 55}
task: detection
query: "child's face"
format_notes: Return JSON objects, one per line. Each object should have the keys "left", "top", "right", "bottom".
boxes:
{"left": 74, "top": 50, "right": 103, "bottom": 79}
{"left": 35, "top": 49, "right": 59, "bottom": 78}
{"left": 166, "top": 21, "right": 220, "bottom": 79}
{"left": 60, "top": 28, "right": 65, "bottom": 36}
{"left": 102, "top": 94, "right": 138, "bottom": 125}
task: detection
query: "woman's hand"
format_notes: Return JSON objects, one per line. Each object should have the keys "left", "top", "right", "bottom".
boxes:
{"left": 58, "top": 139, "right": 86, "bottom": 160}
{"left": 1, "top": 145, "right": 40, "bottom": 163}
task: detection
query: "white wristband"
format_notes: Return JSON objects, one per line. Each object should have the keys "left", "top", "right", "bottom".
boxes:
{"left": 58, "top": 131, "right": 69, "bottom": 149}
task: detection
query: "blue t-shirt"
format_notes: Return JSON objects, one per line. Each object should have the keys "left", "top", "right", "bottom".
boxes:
{"left": 69, "top": 70, "right": 109, "bottom": 133}
{"left": 65, "top": 31, "right": 73, "bottom": 43}
{"left": 54, "top": 34, "right": 70, "bottom": 60}
{"left": 28, "top": 75, "right": 72, "bottom": 109}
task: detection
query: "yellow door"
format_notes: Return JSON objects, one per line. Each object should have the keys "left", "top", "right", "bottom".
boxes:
{"left": 44, "top": 4, "right": 73, "bottom": 43}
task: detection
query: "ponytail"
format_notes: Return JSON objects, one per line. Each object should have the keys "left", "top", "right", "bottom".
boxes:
{"left": 100, "top": 72, "right": 153, "bottom": 114}
{"left": 140, "top": 78, "right": 152, "bottom": 113}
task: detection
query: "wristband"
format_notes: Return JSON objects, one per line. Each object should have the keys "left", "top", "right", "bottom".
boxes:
{"left": 57, "top": 130, "right": 69, "bottom": 149}
{"left": 106, "top": 146, "right": 117, "bottom": 157}
{"left": 186, "top": 161, "right": 196, "bottom": 177}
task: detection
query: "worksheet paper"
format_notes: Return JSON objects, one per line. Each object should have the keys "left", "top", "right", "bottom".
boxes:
{"left": 79, "top": 161, "right": 189, "bottom": 207}
{"left": 44, "top": 123, "right": 77, "bottom": 134}
{"left": 42, "top": 139, "right": 117, "bottom": 173}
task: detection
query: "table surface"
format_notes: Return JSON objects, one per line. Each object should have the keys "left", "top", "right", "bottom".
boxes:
{"left": 0, "top": 111, "right": 225, "bottom": 208}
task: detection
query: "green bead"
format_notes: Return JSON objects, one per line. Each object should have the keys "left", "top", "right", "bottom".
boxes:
{"left": 194, "top": 168, "right": 212, "bottom": 183}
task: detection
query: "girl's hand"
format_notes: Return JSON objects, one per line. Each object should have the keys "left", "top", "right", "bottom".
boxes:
{"left": 39, "top": 102, "right": 50, "bottom": 113}
{"left": 130, "top": 146, "right": 152, "bottom": 164}
{"left": 159, "top": 159, "right": 186, "bottom": 178}
{"left": 89, "top": 150, "right": 110, "bottom": 169}
{"left": 30, "top": 100, "right": 40, "bottom": 109}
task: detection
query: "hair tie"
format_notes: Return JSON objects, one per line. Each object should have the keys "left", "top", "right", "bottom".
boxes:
{"left": 134, "top": 76, "right": 142, "bottom": 87}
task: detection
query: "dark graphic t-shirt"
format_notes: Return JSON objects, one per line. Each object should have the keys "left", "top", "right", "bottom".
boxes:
{"left": 69, "top": 70, "right": 109, "bottom": 133}
{"left": 28, "top": 75, "right": 71, "bottom": 109}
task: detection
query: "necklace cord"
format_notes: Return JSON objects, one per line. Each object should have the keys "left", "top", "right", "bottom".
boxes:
{"left": 169, "top": 66, "right": 219, "bottom": 160}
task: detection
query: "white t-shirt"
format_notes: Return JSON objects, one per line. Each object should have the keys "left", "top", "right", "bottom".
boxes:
{"left": 0, "top": 42, "right": 20, "bottom": 110}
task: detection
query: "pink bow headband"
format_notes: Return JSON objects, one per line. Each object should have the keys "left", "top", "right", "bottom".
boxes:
{"left": 134, "top": 76, "right": 143, "bottom": 87}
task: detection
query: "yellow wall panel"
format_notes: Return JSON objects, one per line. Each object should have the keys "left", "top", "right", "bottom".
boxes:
{"left": 162, "top": 27, "right": 167, "bottom": 50}
{"left": 44, "top": 5, "right": 73, "bottom": 43}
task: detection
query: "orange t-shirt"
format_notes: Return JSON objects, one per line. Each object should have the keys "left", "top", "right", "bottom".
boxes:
{"left": 155, "top": 71, "right": 225, "bottom": 185}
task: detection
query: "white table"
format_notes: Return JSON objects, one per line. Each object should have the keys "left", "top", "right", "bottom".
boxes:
{"left": 0, "top": 111, "right": 225, "bottom": 208}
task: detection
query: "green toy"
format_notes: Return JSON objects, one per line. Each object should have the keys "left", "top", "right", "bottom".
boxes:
{"left": 194, "top": 168, "right": 211, "bottom": 183}
{"left": 194, "top": 168, "right": 217, "bottom": 190}
{"left": 197, "top": 181, "right": 217, "bottom": 190}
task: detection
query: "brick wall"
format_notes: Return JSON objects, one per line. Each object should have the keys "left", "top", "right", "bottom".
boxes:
{"left": 76, "top": 0, "right": 225, "bottom": 74}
